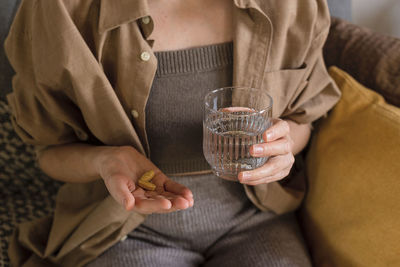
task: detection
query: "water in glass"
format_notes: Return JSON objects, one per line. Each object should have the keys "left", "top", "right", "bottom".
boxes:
{"left": 203, "top": 109, "right": 271, "bottom": 180}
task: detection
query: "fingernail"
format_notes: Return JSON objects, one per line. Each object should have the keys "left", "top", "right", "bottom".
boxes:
{"left": 253, "top": 145, "right": 264, "bottom": 154}
{"left": 241, "top": 172, "right": 251, "bottom": 181}
{"left": 266, "top": 132, "right": 273, "bottom": 141}
{"left": 164, "top": 201, "right": 172, "bottom": 209}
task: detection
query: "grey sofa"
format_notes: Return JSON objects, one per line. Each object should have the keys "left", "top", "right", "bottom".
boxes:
{"left": 0, "top": 0, "right": 355, "bottom": 266}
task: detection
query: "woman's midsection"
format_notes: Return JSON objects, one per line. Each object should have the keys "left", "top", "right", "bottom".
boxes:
{"left": 137, "top": 174, "right": 257, "bottom": 242}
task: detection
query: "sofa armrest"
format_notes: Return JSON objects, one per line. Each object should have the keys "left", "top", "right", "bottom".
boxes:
{"left": 323, "top": 17, "right": 400, "bottom": 107}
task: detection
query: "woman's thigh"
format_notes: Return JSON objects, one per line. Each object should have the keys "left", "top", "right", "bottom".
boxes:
{"left": 86, "top": 236, "right": 204, "bottom": 267}
{"left": 203, "top": 211, "right": 312, "bottom": 267}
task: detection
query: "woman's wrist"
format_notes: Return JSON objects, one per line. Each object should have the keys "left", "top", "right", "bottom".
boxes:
{"left": 38, "top": 143, "right": 120, "bottom": 183}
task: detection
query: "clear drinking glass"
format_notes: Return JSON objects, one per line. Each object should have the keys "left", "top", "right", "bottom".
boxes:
{"left": 203, "top": 87, "right": 273, "bottom": 181}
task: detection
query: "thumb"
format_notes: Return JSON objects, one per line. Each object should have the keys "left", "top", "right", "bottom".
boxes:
{"left": 106, "top": 175, "right": 136, "bottom": 211}
{"left": 122, "top": 183, "right": 136, "bottom": 211}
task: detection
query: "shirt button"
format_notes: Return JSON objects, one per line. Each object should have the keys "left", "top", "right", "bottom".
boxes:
{"left": 131, "top": 109, "right": 139, "bottom": 119}
{"left": 140, "top": 51, "right": 151, "bottom": 61}
{"left": 120, "top": 235, "right": 128, "bottom": 242}
{"left": 141, "top": 16, "right": 151, "bottom": 25}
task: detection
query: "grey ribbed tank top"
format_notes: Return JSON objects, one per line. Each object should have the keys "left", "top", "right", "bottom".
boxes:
{"left": 145, "top": 42, "right": 233, "bottom": 174}
{"left": 131, "top": 42, "right": 259, "bottom": 252}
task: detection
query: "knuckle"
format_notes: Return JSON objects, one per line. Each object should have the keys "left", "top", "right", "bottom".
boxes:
{"left": 282, "top": 168, "right": 291, "bottom": 178}
{"left": 288, "top": 154, "right": 295, "bottom": 165}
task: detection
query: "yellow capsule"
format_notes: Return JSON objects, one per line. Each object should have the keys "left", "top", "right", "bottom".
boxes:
{"left": 138, "top": 180, "right": 156, "bottom": 191}
{"left": 139, "top": 170, "right": 155, "bottom": 182}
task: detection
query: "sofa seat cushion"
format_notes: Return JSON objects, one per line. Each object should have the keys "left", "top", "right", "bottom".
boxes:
{"left": 300, "top": 67, "right": 400, "bottom": 267}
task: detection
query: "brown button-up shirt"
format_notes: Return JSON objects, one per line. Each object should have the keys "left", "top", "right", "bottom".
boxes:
{"left": 5, "top": 0, "right": 340, "bottom": 266}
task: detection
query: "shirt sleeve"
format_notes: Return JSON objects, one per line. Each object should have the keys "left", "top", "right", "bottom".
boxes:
{"left": 280, "top": 0, "right": 342, "bottom": 125}
{"left": 4, "top": 0, "right": 91, "bottom": 148}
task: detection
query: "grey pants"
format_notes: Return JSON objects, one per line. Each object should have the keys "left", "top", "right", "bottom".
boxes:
{"left": 87, "top": 174, "right": 311, "bottom": 267}
{"left": 87, "top": 211, "right": 311, "bottom": 267}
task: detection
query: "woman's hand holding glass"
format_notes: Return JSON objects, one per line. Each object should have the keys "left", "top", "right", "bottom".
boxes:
{"left": 95, "top": 146, "right": 194, "bottom": 213}
{"left": 238, "top": 118, "right": 295, "bottom": 185}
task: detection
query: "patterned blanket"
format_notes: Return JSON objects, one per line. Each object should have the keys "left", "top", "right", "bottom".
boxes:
{"left": 0, "top": 98, "right": 62, "bottom": 267}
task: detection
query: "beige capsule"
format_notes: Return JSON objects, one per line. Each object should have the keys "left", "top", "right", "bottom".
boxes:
{"left": 138, "top": 179, "right": 156, "bottom": 191}
{"left": 140, "top": 170, "right": 155, "bottom": 182}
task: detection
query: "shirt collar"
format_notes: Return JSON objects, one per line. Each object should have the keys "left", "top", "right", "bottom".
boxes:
{"left": 98, "top": 0, "right": 265, "bottom": 33}
{"left": 98, "top": 0, "right": 150, "bottom": 33}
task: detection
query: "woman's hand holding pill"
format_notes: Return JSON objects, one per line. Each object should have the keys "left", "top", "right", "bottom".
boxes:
{"left": 95, "top": 146, "right": 194, "bottom": 214}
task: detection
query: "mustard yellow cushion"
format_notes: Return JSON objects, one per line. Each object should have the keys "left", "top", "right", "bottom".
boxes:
{"left": 300, "top": 67, "right": 400, "bottom": 267}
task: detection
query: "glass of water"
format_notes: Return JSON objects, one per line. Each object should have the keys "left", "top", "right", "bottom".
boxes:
{"left": 203, "top": 87, "right": 273, "bottom": 181}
